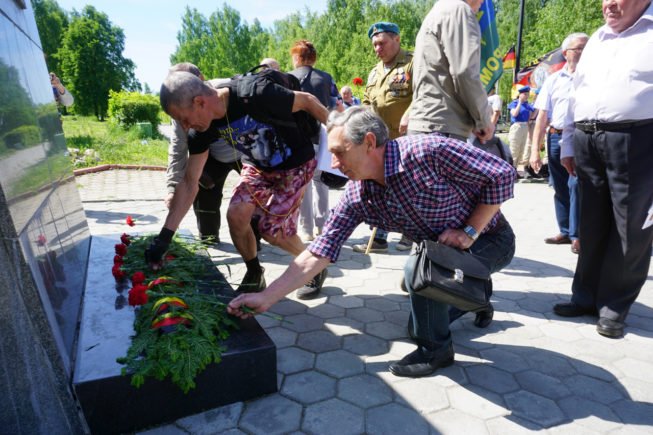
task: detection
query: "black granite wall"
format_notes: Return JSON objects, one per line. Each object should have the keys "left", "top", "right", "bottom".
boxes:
{"left": 0, "top": 0, "right": 88, "bottom": 432}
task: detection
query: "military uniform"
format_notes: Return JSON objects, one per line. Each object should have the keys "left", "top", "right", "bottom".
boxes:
{"left": 363, "top": 48, "right": 413, "bottom": 140}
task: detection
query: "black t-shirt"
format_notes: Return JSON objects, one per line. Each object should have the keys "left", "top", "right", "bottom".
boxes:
{"left": 188, "top": 81, "right": 315, "bottom": 171}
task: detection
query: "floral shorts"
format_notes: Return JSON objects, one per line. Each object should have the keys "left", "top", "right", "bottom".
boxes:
{"left": 231, "top": 159, "right": 317, "bottom": 237}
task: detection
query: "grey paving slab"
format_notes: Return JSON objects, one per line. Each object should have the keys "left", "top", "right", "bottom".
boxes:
{"left": 77, "top": 170, "right": 653, "bottom": 434}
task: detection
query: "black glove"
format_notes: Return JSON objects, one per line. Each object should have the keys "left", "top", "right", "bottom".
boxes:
{"left": 145, "top": 228, "right": 174, "bottom": 266}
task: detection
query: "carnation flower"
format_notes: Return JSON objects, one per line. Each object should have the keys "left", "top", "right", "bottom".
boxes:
{"left": 36, "top": 234, "right": 47, "bottom": 246}
{"left": 131, "top": 271, "right": 146, "bottom": 284}
{"left": 128, "top": 284, "right": 149, "bottom": 306}
{"left": 126, "top": 216, "right": 136, "bottom": 227}
{"left": 120, "top": 233, "right": 131, "bottom": 245}
{"left": 114, "top": 255, "right": 124, "bottom": 265}
{"left": 115, "top": 243, "right": 128, "bottom": 256}
{"left": 352, "top": 77, "right": 364, "bottom": 86}
{"left": 112, "top": 264, "right": 126, "bottom": 281}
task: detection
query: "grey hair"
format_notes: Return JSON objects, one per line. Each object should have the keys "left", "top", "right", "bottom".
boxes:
{"left": 160, "top": 71, "right": 213, "bottom": 115}
{"left": 561, "top": 33, "right": 589, "bottom": 51}
{"left": 169, "top": 62, "right": 202, "bottom": 77}
{"left": 340, "top": 85, "right": 353, "bottom": 94}
{"left": 326, "top": 106, "right": 389, "bottom": 148}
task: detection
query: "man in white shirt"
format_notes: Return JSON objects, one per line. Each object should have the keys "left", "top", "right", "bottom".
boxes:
{"left": 554, "top": 0, "right": 653, "bottom": 339}
{"left": 529, "top": 33, "right": 588, "bottom": 255}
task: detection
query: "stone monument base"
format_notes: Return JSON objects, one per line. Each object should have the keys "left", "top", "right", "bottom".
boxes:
{"left": 73, "top": 235, "right": 276, "bottom": 434}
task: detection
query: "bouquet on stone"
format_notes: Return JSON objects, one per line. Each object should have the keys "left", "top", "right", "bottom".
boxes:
{"left": 112, "top": 225, "right": 238, "bottom": 393}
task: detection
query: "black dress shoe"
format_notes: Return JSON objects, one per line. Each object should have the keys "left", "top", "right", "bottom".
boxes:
{"left": 544, "top": 234, "right": 572, "bottom": 244}
{"left": 389, "top": 344, "right": 454, "bottom": 378}
{"left": 474, "top": 304, "right": 494, "bottom": 328}
{"left": 597, "top": 317, "right": 624, "bottom": 338}
{"left": 553, "top": 302, "right": 597, "bottom": 317}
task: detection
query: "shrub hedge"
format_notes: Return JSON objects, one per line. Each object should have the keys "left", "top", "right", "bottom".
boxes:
{"left": 108, "top": 91, "right": 161, "bottom": 131}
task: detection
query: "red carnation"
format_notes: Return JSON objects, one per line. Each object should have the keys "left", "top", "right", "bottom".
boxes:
{"left": 352, "top": 77, "right": 363, "bottom": 86}
{"left": 112, "top": 264, "right": 126, "bottom": 281}
{"left": 165, "top": 254, "right": 176, "bottom": 261}
{"left": 128, "top": 284, "right": 148, "bottom": 306}
{"left": 126, "top": 216, "right": 136, "bottom": 227}
{"left": 131, "top": 271, "right": 146, "bottom": 284}
{"left": 120, "top": 233, "right": 131, "bottom": 245}
{"left": 113, "top": 255, "right": 124, "bottom": 265}
{"left": 115, "top": 243, "right": 128, "bottom": 256}
{"left": 36, "top": 234, "right": 47, "bottom": 246}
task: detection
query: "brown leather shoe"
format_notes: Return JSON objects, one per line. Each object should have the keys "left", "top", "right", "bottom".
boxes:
{"left": 544, "top": 234, "right": 572, "bottom": 244}
{"left": 571, "top": 239, "right": 580, "bottom": 254}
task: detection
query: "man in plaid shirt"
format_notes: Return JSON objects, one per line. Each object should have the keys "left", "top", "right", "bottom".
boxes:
{"left": 229, "top": 107, "right": 516, "bottom": 377}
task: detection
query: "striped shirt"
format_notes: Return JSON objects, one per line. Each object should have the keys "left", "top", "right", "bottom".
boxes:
{"left": 309, "top": 133, "right": 516, "bottom": 262}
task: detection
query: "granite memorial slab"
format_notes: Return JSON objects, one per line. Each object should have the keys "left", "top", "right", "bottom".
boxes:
{"left": 73, "top": 235, "right": 277, "bottom": 434}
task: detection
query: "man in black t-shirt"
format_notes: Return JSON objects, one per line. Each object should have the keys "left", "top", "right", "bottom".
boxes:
{"left": 148, "top": 71, "right": 329, "bottom": 297}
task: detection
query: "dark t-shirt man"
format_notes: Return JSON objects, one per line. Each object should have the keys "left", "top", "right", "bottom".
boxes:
{"left": 188, "top": 81, "right": 314, "bottom": 171}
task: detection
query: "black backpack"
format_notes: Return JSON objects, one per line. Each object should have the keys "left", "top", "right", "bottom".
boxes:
{"left": 234, "top": 65, "right": 321, "bottom": 140}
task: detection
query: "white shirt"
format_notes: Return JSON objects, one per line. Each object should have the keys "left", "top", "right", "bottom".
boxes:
{"left": 534, "top": 66, "right": 573, "bottom": 130}
{"left": 488, "top": 94, "right": 502, "bottom": 112}
{"left": 562, "top": 2, "right": 653, "bottom": 158}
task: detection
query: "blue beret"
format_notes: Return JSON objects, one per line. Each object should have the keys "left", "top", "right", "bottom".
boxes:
{"left": 518, "top": 86, "right": 531, "bottom": 93}
{"left": 368, "top": 22, "right": 400, "bottom": 39}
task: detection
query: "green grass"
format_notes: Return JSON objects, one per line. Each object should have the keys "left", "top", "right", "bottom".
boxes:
{"left": 61, "top": 115, "right": 168, "bottom": 167}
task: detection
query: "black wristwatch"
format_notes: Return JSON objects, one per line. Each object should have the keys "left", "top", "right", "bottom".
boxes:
{"left": 463, "top": 225, "right": 479, "bottom": 241}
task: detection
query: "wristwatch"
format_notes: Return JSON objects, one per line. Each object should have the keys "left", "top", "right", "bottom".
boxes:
{"left": 463, "top": 225, "right": 479, "bottom": 241}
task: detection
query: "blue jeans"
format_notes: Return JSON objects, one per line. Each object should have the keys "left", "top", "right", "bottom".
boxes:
{"left": 404, "top": 219, "right": 516, "bottom": 349}
{"left": 548, "top": 132, "right": 579, "bottom": 239}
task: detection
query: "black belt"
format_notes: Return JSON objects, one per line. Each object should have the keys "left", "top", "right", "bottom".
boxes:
{"left": 575, "top": 118, "right": 653, "bottom": 133}
{"left": 548, "top": 127, "right": 563, "bottom": 135}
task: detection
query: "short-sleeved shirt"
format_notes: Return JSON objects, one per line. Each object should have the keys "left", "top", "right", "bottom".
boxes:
{"left": 308, "top": 133, "right": 516, "bottom": 262}
{"left": 508, "top": 99, "right": 535, "bottom": 123}
{"left": 188, "top": 81, "right": 314, "bottom": 171}
{"left": 533, "top": 67, "right": 574, "bottom": 130}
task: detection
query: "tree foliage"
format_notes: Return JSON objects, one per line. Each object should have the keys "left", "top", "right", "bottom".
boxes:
{"left": 56, "top": 6, "right": 139, "bottom": 119}
{"left": 31, "top": 0, "right": 69, "bottom": 75}
{"left": 169, "top": 0, "right": 433, "bottom": 92}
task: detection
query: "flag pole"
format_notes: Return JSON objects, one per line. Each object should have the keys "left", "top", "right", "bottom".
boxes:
{"left": 514, "top": 0, "right": 526, "bottom": 83}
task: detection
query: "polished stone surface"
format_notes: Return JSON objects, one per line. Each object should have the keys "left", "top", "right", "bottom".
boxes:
{"left": 74, "top": 235, "right": 277, "bottom": 434}
{"left": 0, "top": 1, "right": 87, "bottom": 433}
{"left": 0, "top": 0, "right": 90, "bottom": 373}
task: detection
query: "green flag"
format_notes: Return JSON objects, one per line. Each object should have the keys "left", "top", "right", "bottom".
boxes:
{"left": 478, "top": 0, "right": 503, "bottom": 92}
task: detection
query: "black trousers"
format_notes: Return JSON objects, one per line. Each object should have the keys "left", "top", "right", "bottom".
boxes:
{"left": 193, "top": 157, "right": 241, "bottom": 240}
{"left": 571, "top": 123, "right": 653, "bottom": 321}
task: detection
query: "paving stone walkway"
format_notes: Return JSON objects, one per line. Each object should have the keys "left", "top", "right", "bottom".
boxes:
{"left": 77, "top": 169, "right": 653, "bottom": 435}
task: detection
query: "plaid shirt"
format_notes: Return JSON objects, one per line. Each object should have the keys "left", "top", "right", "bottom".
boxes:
{"left": 309, "top": 133, "right": 516, "bottom": 262}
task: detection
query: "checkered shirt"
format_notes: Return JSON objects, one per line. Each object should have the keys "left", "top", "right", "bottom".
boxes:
{"left": 308, "top": 133, "right": 516, "bottom": 262}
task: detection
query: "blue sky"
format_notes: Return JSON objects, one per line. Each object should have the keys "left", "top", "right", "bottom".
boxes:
{"left": 54, "top": 1, "right": 329, "bottom": 90}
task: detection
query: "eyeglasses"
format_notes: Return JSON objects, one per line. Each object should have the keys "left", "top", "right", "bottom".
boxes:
{"left": 567, "top": 47, "right": 585, "bottom": 52}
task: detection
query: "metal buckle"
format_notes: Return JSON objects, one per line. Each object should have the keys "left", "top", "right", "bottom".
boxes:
{"left": 454, "top": 269, "right": 464, "bottom": 284}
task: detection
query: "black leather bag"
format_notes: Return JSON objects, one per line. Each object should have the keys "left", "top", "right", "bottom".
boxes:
{"left": 411, "top": 240, "right": 492, "bottom": 312}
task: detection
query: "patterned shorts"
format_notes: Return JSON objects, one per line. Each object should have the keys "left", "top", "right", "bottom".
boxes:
{"left": 231, "top": 159, "right": 317, "bottom": 237}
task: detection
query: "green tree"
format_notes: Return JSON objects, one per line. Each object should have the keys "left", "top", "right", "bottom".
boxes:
{"left": 171, "top": 4, "right": 267, "bottom": 79}
{"left": 57, "top": 6, "right": 140, "bottom": 120}
{"left": 31, "top": 0, "right": 69, "bottom": 75}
